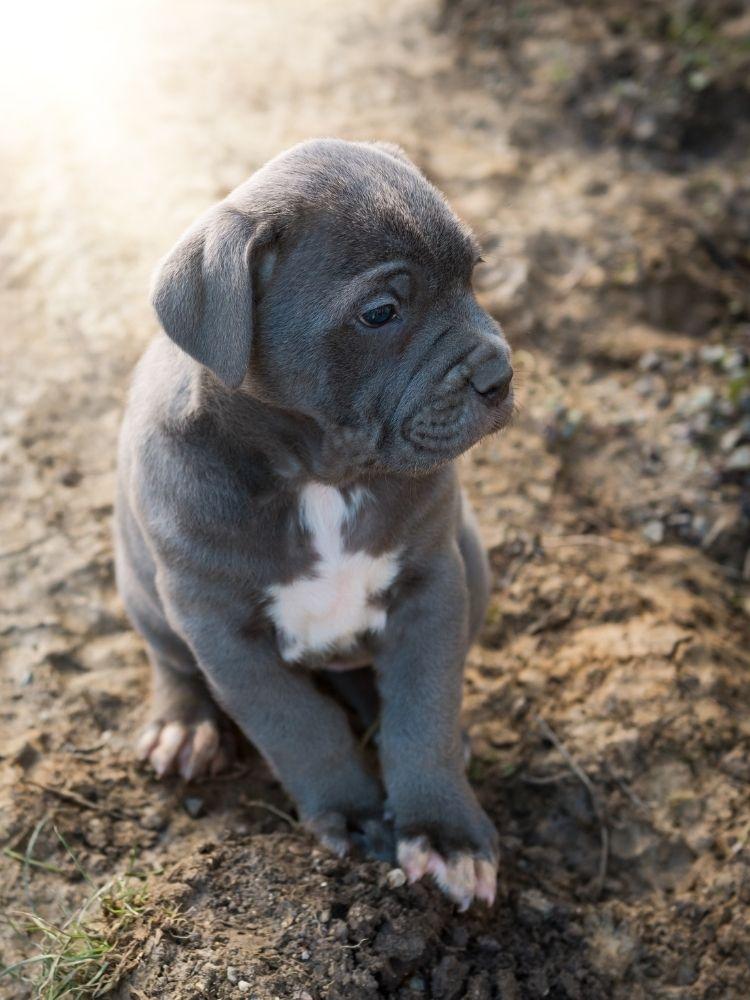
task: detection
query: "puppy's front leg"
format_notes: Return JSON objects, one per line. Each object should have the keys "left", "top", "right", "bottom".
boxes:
{"left": 375, "top": 546, "right": 499, "bottom": 910}
{"left": 159, "top": 599, "right": 385, "bottom": 856}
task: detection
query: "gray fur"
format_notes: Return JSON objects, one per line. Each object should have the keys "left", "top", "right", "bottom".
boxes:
{"left": 116, "top": 138, "right": 513, "bottom": 883}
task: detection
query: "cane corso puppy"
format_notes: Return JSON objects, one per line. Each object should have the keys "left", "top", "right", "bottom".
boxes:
{"left": 115, "top": 139, "right": 514, "bottom": 909}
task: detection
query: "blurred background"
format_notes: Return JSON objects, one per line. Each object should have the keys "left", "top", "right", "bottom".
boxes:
{"left": 2, "top": 2, "right": 750, "bottom": 997}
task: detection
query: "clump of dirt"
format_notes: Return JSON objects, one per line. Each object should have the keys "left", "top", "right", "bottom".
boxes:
{"left": 119, "top": 835, "right": 609, "bottom": 1000}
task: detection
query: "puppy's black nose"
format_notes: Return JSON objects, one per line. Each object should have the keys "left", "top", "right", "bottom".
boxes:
{"left": 470, "top": 356, "right": 513, "bottom": 402}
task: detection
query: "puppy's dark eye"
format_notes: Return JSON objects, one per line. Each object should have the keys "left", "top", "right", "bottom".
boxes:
{"left": 360, "top": 304, "right": 397, "bottom": 327}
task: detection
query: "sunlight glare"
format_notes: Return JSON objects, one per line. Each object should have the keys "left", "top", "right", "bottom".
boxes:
{"left": 0, "top": 0, "right": 146, "bottom": 134}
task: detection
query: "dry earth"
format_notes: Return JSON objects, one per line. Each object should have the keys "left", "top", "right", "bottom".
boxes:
{"left": 2, "top": 1, "right": 750, "bottom": 997}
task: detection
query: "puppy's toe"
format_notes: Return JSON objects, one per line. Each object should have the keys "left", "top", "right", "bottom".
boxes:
{"left": 177, "top": 720, "right": 220, "bottom": 780}
{"left": 397, "top": 836, "right": 434, "bottom": 883}
{"left": 434, "top": 854, "right": 478, "bottom": 911}
{"left": 136, "top": 722, "right": 163, "bottom": 762}
{"left": 137, "top": 718, "right": 229, "bottom": 780}
{"left": 148, "top": 721, "right": 188, "bottom": 777}
{"left": 397, "top": 837, "right": 498, "bottom": 910}
{"left": 475, "top": 858, "right": 498, "bottom": 906}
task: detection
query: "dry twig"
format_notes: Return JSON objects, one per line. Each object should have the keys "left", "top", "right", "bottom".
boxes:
{"left": 541, "top": 534, "right": 631, "bottom": 554}
{"left": 244, "top": 799, "right": 298, "bottom": 828}
{"left": 23, "top": 780, "right": 138, "bottom": 821}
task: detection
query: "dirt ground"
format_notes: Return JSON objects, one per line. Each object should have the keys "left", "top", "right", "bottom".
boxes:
{"left": 2, "top": 1, "right": 750, "bottom": 997}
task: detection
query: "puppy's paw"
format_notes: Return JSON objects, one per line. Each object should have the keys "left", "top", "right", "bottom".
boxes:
{"left": 392, "top": 784, "right": 499, "bottom": 910}
{"left": 136, "top": 718, "right": 233, "bottom": 780}
{"left": 397, "top": 836, "right": 497, "bottom": 911}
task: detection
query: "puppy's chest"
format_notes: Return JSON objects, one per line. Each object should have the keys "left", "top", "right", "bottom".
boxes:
{"left": 266, "top": 483, "right": 400, "bottom": 663}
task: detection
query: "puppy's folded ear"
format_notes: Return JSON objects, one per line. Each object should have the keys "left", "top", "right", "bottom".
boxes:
{"left": 151, "top": 205, "right": 264, "bottom": 389}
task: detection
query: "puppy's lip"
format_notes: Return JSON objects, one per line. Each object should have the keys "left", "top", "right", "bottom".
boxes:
{"left": 491, "top": 390, "right": 515, "bottom": 427}
{"left": 404, "top": 390, "right": 513, "bottom": 451}
{"left": 403, "top": 417, "right": 510, "bottom": 465}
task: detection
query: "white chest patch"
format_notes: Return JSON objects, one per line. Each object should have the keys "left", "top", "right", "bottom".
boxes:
{"left": 267, "top": 484, "right": 400, "bottom": 663}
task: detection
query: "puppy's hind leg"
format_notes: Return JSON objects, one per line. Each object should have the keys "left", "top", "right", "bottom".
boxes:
{"left": 128, "top": 595, "right": 235, "bottom": 780}
{"left": 117, "top": 509, "right": 235, "bottom": 780}
{"left": 137, "top": 649, "right": 237, "bottom": 781}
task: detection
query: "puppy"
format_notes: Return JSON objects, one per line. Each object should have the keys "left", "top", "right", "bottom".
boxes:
{"left": 115, "top": 139, "right": 514, "bottom": 910}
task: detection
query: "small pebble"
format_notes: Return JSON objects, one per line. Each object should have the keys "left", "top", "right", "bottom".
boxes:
{"left": 642, "top": 520, "right": 664, "bottom": 544}
{"left": 386, "top": 867, "right": 406, "bottom": 889}
{"left": 477, "top": 934, "right": 502, "bottom": 952}
{"left": 633, "top": 113, "right": 657, "bottom": 140}
{"left": 700, "top": 344, "right": 726, "bottom": 366}
{"left": 726, "top": 445, "right": 750, "bottom": 471}
{"left": 237, "top": 981, "right": 251, "bottom": 993}
{"left": 682, "top": 386, "right": 715, "bottom": 416}
{"left": 141, "top": 807, "right": 167, "bottom": 831}
{"left": 60, "top": 467, "right": 82, "bottom": 487}
{"left": 519, "top": 888, "right": 555, "bottom": 919}
{"left": 301, "top": 949, "right": 310, "bottom": 961}
{"left": 721, "top": 427, "right": 743, "bottom": 452}
{"left": 634, "top": 375, "right": 655, "bottom": 397}
{"left": 184, "top": 796, "right": 205, "bottom": 818}
{"left": 227, "top": 966, "right": 239, "bottom": 983}
{"left": 638, "top": 350, "right": 661, "bottom": 372}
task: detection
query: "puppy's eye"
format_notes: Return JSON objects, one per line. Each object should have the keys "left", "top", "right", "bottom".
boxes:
{"left": 360, "top": 304, "right": 397, "bottom": 327}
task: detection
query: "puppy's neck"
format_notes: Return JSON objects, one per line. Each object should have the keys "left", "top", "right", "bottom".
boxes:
{"left": 192, "top": 368, "right": 374, "bottom": 489}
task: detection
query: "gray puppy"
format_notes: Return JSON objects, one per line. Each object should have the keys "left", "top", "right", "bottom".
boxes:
{"left": 115, "top": 139, "right": 513, "bottom": 910}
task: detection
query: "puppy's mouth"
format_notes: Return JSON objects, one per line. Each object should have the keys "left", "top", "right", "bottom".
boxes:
{"left": 401, "top": 389, "right": 514, "bottom": 466}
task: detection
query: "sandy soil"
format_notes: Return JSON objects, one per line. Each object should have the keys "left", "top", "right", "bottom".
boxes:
{"left": 2, "top": 1, "right": 750, "bottom": 997}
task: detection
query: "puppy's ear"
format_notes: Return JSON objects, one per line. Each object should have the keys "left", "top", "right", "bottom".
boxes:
{"left": 151, "top": 205, "right": 264, "bottom": 389}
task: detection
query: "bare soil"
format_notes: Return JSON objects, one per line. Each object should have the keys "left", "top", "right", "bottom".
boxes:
{"left": 2, "top": 1, "right": 750, "bottom": 997}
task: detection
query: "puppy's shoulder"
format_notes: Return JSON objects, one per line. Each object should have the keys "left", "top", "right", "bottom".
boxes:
{"left": 125, "top": 335, "right": 194, "bottom": 430}
{"left": 123, "top": 338, "right": 274, "bottom": 529}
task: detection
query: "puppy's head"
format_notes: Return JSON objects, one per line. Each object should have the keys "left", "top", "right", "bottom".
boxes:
{"left": 152, "top": 138, "right": 513, "bottom": 475}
